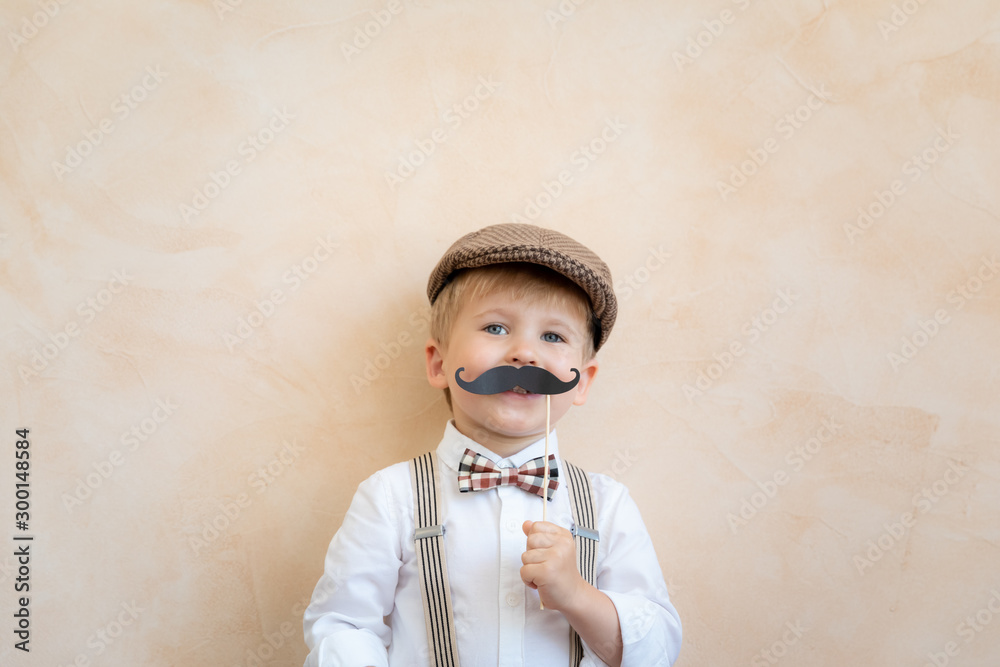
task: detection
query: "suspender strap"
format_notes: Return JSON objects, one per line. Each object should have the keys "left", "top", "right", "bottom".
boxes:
{"left": 410, "top": 453, "right": 598, "bottom": 667}
{"left": 564, "top": 460, "right": 600, "bottom": 667}
{"left": 410, "top": 452, "right": 461, "bottom": 667}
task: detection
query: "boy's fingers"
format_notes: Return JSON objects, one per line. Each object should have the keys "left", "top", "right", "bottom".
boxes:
{"left": 527, "top": 535, "right": 562, "bottom": 552}
{"left": 525, "top": 522, "right": 576, "bottom": 554}
{"left": 527, "top": 520, "right": 561, "bottom": 534}
{"left": 520, "top": 564, "right": 540, "bottom": 589}
{"left": 521, "top": 548, "right": 545, "bottom": 565}
{"left": 524, "top": 520, "right": 565, "bottom": 541}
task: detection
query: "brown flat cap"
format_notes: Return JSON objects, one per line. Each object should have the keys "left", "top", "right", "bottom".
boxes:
{"left": 427, "top": 223, "right": 617, "bottom": 351}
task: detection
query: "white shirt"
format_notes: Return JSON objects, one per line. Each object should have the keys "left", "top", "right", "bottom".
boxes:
{"left": 303, "top": 420, "right": 682, "bottom": 667}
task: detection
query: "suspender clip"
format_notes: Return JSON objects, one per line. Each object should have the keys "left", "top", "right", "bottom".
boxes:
{"left": 571, "top": 525, "right": 599, "bottom": 542}
{"left": 414, "top": 524, "right": 445, "bottom": 540}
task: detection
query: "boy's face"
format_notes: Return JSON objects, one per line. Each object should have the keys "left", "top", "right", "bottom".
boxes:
{"left": 425, "top": 286, "right": 599, "bottom": 456}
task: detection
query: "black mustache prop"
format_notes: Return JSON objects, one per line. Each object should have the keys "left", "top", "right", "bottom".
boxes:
{"left": 454, "top": 365, "right": 580, "bottom": 395}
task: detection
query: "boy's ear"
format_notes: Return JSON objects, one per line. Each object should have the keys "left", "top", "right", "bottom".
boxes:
{"left": 570, "top": 356, "right": 599, "bottom": 406}
{"left": 425, "top": 337, "right": 449, "bottom": 389}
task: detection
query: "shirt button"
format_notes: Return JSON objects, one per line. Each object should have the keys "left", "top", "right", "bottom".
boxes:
{"left": 506, "top": 592, "right": 519, "bottom": 607}
{"left": 505, "top": 519, "right": 518, "bottom": 532}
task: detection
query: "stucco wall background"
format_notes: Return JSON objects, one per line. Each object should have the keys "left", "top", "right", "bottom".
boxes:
{"left": 2, "top": 1, "right": 999, "bottom": 665}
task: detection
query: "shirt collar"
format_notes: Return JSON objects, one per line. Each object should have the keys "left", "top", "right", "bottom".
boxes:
{"left": 436, "top": 419, "right": 561, "bottom": 473}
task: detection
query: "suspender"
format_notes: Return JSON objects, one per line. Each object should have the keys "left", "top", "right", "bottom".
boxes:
{"left": 410, "top": 452, "right": 600, "bottom": 667}
{"left": 564, "top": 460, "right": 599, "bottom": 666}
{"left": 410, "top": 452, "right": 461, "bottom": 667}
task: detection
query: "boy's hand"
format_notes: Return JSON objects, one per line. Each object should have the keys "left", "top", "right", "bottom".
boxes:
{"left": 521, "top": 520, "right": 625, "bottom": 666}
{"left": 520, "top": 520, "right": 586, "bottom": 611}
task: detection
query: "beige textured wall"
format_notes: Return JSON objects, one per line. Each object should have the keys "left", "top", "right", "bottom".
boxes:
{"left": 2, "top": 1, "right": 999, "bottom": 665}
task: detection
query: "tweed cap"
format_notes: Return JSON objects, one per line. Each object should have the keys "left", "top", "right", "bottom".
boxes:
{"left": 427, "top": 223, "right": 617, "bottom": 351}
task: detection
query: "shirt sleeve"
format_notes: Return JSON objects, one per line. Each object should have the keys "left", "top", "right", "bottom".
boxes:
{"left": 303, "top": 467, "right": 404, "bottom": 667}
{"left": 581, "top": 477, "right": 683, "bottom": 667}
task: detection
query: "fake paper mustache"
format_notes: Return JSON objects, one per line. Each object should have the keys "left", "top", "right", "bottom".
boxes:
{"left": 454, "top": 365, "right": 580, "bottom": 395}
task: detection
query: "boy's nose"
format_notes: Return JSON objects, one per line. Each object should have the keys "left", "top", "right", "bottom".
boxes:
{"left": 505, "top": 335, "right": 538, "bottom": 366}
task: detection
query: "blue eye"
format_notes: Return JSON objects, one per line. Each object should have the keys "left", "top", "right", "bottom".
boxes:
{"left": 542, "top": 332, "right": 563, "bottom": 343}
{"left": 485, "top": 324, "right": 507, "bottom": 335}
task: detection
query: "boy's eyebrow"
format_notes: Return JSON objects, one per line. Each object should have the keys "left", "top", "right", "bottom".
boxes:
{"left": 469, "top": 307, "right": 508, "bottom": 319}
{"left": 544, "top": 315, "right": 582, "bottom": 332}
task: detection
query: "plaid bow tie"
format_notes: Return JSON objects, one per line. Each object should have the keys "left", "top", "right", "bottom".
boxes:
{"left": 457, "top": 447, "right": 559, "bottom": 500}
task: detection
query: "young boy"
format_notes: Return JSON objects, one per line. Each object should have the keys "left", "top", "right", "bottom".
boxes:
{"left": 303, "top": 223, "right": 682, "bottom": 667}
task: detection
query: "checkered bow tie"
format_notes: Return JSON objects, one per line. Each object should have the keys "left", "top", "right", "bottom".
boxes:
{"left": 457, "top": 447, "right": 559, "bottom": 501}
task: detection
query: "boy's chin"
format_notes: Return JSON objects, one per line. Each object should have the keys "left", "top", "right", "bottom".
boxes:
{"left": 456, "top": 395, "right": 570, "bottom": 428}
{"left": 476, "top": 413, "right": 558, "bottom": 439}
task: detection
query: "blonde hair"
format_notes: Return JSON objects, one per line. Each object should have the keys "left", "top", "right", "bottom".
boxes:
{"left": 430, "top": 262, "right": 597, "bottom": 410}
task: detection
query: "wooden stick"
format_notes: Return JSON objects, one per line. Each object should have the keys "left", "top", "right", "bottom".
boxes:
{"left": 540, "top": 393, "right": 550, "bottom": 611}
{"left": 543, "top": 393, "right": 550, "bottom": 523}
